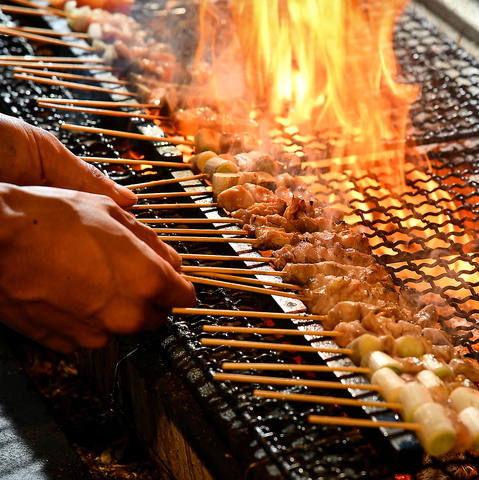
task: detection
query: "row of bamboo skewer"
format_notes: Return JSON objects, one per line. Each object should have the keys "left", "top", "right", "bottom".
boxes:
{"left": 0, "top": 1, "right": 422, "bottom": 435}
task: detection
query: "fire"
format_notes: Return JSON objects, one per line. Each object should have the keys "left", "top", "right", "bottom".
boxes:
{"left": 196, "top": 0, "right": 419, "bottom": 187}
{"left": 194, "top": 0, "right": 475, "bottom": 306}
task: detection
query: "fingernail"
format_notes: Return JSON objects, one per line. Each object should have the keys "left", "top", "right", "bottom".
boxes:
{"left": 114, "top": 184, "right": 138, "bottom": 202}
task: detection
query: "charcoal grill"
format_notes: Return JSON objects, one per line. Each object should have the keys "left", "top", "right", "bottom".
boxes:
{"left": 2, "top": 1, "right": 479, "bottom": 479}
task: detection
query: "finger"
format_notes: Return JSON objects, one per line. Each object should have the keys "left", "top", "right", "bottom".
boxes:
{"left": 33, "top": 126, "right": 138, "bottom": 207}
{"left": 103, "top": 201, "right": 183, "bottom": 268}
{"left": 150, "top": 262, "right": 197, "bottom": 313}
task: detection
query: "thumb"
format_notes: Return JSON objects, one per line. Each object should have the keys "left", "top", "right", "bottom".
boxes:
{"left": 36, "top": 127, "right": 138, "bottom": 207}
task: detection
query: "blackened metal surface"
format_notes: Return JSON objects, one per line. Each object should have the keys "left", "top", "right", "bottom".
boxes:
{"left": 396, "top": 8, "right": 479, "bottom": 145}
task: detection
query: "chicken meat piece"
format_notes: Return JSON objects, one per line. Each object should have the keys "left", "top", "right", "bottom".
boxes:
{"left": 282, "top": 262, "right": 391, "bottom": 286}
{"left": 449, "top": 358, "right": 479, "bottom": 383}
{"left": 327, "top": 243, "right": 377, "bottom": 267}
{"left": 305, "top": 230, "right": 372, "bottom": 254}
{"left": 250, "top": 227, "right": 302, "bottom": 251}
{"left": 283, "top": 196, "right": 345, "bottom": 232}
{"left": 244, "top": 214, "right": 295, "bottom": 236}
{"left": 171, "top": 107, "right": 258, "bottom": 137}
{"left": 305, "top": 277, "right": 387, "bottom": 316}
{"left": 305, "top": 275, "right": 400, "bottom": 316}
{"left": 242, "top": 183, "right": 279, "bottom": 204}
{"left": 217, "top": 185, "right": 256, "bottom": 212}
{"left": 332, "top": 320, "right": 367, "bottom": 347}
{"left": 273, "top": 242, "right": 329, "bottom": 269}
{"left": 231, "top": 200, "right": 287, "bottom": 224}
{"left": 320, "top": 301, "right": 396, "bottom": 330}
{"left": 412, "top": 304, "right": 438, "bottom": 328}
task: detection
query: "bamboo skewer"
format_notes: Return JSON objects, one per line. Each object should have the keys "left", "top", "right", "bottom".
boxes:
{"left": 129, "top": 203, "right": 218, "bottom": 210}
{"left": 25, "top": 71, "right": 128, "bottom": 86}
{"left": 0, "top": 25, "right": 94, "bottom": 51}
{"left": 0, "top": 55, "right": 103, "bottom": 62}
{"left": 192, "top": 271, "right": 304, "bottom": 290}
{"left": 37, "top": 98, "right": 159, "bottom": 107}
{"left": 139, "top": 218, "right": 240, "bottom": 224}
{"left": 62, "top": 123, "right": 195, "bottom": 146}
{"left": 212, "top": 373, "right": 379, "bottom": 392}
{"left": 137, "top": 191, "right": 210, "bottom": 199}
{"left": 202, "top": 339, "right": 351, "bottom": 355}
{"left": 0, "top": 4, "right": 56, "bottom": 16}
{"left": 254, "top": 390, "right": 400, "bottom": 410}
{"left": 172, "top": 307, "right": 320, "bottom": 320}
{"left": 181, "top": 266, "right": 285, "bottom": 276}
{"left": 206, "top": 327, "right": 338, "bottom": 337}
{"left": 180, "top": 254, "right": 274, "bottom": 262}
{"left": 225, "top": 363, "right": 367, "bottom": 373}
{"left": 159, "top": 236, "right": 254, "bottom": 244}
{"left": 152, "top": 228, "right": 247, "bottom": 235}
{"left": 8, "top": 0, "right": 68, "bottom": 16}
{"left": 39, "top": 101, "right": 167, "bottom": 119}
{"left": 15, "top": 74, "right": 136, "bottom": 95}
{"left": 308, "top": 415, "right": 420, "bottom": 431}
{"left": 182, "top": 275, "right": 307, "bottom": 300}
{"left": 2, "top": 61, "right": 113, "bottom": 70}
{"left": 80, "top": 157, "right": 191, "bottom": 168}
{"left": 8, "top": 26, "right": 90, "bottom": 38}
{"left": 125, "top": 174, "right": 207, "bottom": 190}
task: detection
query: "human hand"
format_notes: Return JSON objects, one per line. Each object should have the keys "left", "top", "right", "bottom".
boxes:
{"left": 0, "top": 183, "right": 196, "bottom": 353}
{"left": 0, "top": 113, "right": 137, "bottom": 207}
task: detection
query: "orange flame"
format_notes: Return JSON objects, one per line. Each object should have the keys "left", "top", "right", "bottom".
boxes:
{"left": 194, "top": 0, "right": 475, "bottom": 306}
{"left": 196, "top": 0, "right": 420, "bottom": 187}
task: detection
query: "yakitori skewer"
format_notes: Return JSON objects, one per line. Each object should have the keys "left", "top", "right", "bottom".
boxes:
{"left": 254, "top": 390, "right": 401, "bottom": 410}
{"left": 15, "top": 74, "right": 135, "bottom": 95}
{"left": 9, "top": 26, "right": 90, "bottom": 38}
{"left": 308, "top": 415, "right": 420, "bottom": 431}
{"left": 129, "top": 203, "right": 218, "bottom": 211}
{"left": 212, "top": 373, "right": 378, "bottom": 392}
{"left": 192, "top": 272, "right": 303, "bottom": 290}
{"left": 182, "top": 275, "right": 306, "bottom": 300}
{"left": 0, "top": 55, "right": 102, "bottom": 62}
{"left": 140, "top": 218, "right": 240, "bottom": 224}
{"left": 172, "top": 307, "right": 317, "bottom": 320}
{"left": 202, "top": 339, "right": 351, "bottom": 355}
{"left": 153, "top": 228, "right": 247, "bottom": 235}
{"left": 181, "top": 266, "right": 285, "bottom": 275}
{"left": 125, "top": 174, "right": 207, "bottom": 190}
{"left": 3, "top": 61, "right": 113, "bottom": 70}
{"left": 39, "top": 102, "right": 167, "bottom": 120}
{"left": 180, "top": 254, "right": 274, "bottom": 262}
{"left": 225, "top": 363, "right": 367, "bottom": 373}
{"left": 62, "top": 123, "right": 195, "bottom": 146}
{"left": 0, "top": 26, "right": 94, "bottom": 51}
{"left": 37, "top": 98, "right": 159, "bottom": 108}
{"left": 206, "top": 326, "right": 338, "bottom": 337}
{"left": 80, "top": 157, "right": 191, "bottom": 168}
{"left": 25, "top": 71, "right": 128, "bottom": 86}
{"left": 137, "top": 191, "right": 210, "bottom": 200}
